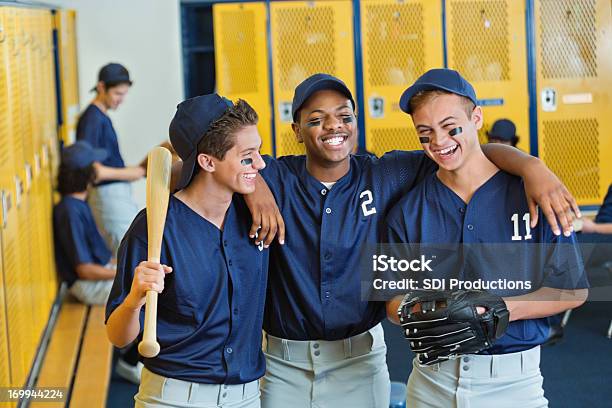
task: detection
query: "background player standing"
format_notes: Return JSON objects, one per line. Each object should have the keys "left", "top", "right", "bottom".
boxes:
{"left": 76, "top": 63, "right": 146, "bottom": 253}
{"left": 106, "top": 94, "right": 268, "bottom": 407}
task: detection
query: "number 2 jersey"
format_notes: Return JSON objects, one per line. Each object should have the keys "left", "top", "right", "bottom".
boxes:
{"left": 260, "top": 152, "right": 436, "bottom": 341}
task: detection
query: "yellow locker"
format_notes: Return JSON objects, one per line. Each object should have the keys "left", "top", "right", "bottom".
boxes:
{"left": 270, "top": 0, "right": 356, "bottom": 157}
{"left": 40, "top": 10, "right": 58, "bottom": 311}
{"left": 1, "top": 8, "right": 13, "bottom": 188}
{"left": 20, "top": 9, "right": 35, "bottom": 166}
{"left": 43, "top": 12, "right": 59, "bottom": 183}
{"left": 0, "top": 7, "right": 14, "bottom": 391}
{"left": 446, "top": 0, "right": 530, "bottom": 152}
{"left": 214, "top": 2, "right": 273, "bottom": 156}
{"left": 361, "top": 0, "right": 443, "bottom": 156}
{"left": 55, "top": 10, "right": 80, "bottom": 145}
{"left": 2, "top": 182, "right": 28, "bottom": 387}
{"left": 15, "top": 8, "right": 37, "bottom": 372}
{"left": 0, "top": 196, "right": 14, "bottom": 394}
{"left": 27, "top": 10, "right": 48, "bottom": 341}
{"left": 6, "top": 9, "right": 24, "bottom": 186}
{"left": 534, "top": 0, "right": 612, "bottom": 205}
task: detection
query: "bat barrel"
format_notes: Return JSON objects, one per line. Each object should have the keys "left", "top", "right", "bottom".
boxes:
{"left": 138, "top": 147, "right": 172, "bottom": 358}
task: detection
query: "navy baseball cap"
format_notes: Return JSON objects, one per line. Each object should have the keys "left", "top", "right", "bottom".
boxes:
{"left": 169, "top": 94, "right": 233, "bottom": 190}
{"left": 292, "top": 74, "right": 355, "bottom": 122}
{"left": 487, "top": 119, "right": 517, "bottom": 141}
{"left": 91, "top": 63, "right": 132, "bottom": 91}
{"left": 399, "top": 69, "right": 478, "bottom": 114}
{"left": 61, "top": 141, "right": 107, "bottom": 170}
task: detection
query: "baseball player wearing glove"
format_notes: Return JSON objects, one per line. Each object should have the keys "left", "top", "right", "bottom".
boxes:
{"left": 384, "top": 69, "right": 589, "bottom": 408}
{"left": 397, "top": 289, "right": 510, "bottom": 366}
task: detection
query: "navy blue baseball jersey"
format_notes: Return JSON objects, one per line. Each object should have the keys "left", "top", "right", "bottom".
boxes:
{"left": 53, "top": 196, "right": 112, "bottom": 287}
{"left": 385, "top": 170, "right": 588, "bottom": 354}
{"left": 595, "top": 184, "right": 612, "bottom": 223}
{"left": 105, "top": 195, "right": 269, "bottom": 384}
{"left": 76, "top": 104, "right": 125, "bottom": 185}
{"left": 260, "top": 151, "right": 436, "bottom": 340}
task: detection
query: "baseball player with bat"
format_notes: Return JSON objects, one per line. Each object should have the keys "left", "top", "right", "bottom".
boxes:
{"left": 106, "top": 94, "right": 268, "bottom": 407}
{"left": 247, "top": 74, "right": 583, "bottom": 407}
{"left": 384, "top": 69, "right": 589, "bottom": 407}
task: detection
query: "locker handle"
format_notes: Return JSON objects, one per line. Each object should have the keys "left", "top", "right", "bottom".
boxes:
{"left": 34, "top": 153, "right": 41, "bottom": 177}
{"left": 25, "top": 163, "right": 32, "bottom": 192}
{"left": 1, "top": 190, "right": 6, "bottom": 229}
{"left": 41, "top": 144, "right": 49, "bottom": 167}
{"left": 15, "top": 176, "right": 22, "bottom": 208}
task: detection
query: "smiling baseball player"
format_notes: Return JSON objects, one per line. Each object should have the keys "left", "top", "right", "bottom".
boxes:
{"left": 384, "top": 69, "right": 589, "bottom": 408}
{"left": 106, "top": 94, "right": 269, "bottom": 408}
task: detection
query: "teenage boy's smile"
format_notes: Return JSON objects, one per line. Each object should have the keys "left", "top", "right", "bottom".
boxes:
{"left": 431, "top": 143, "right": 460, "bottom": 160}
{"left": 320, "top": 131, "right": 350, "bottom": 149}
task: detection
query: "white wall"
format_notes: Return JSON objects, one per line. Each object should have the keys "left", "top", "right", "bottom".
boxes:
{"left": 37, "top": 0, "right": 185, "bottom": 208}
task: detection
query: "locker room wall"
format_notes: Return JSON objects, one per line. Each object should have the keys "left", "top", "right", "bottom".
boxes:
{"left": 36, "top": 0, "right": 185, "bottom": 209}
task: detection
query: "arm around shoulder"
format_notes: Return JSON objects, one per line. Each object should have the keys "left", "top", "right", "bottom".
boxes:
{"left": 482, "top": 144, "right": 580, "bottom": 237}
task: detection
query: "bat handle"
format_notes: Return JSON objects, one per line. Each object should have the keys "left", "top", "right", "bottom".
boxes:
{"left": 139, "top": 290, "right": 160, "bottom": 358}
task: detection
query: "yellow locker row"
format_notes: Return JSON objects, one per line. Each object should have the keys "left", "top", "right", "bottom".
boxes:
{"left": 55, "top": 9, "right": 79, "bottom": 147}
{"left": 0, "top": 5, "right": 63, "bottom": 396}
{"left": 213, "top": 0, "right": 611, "bottom": 206}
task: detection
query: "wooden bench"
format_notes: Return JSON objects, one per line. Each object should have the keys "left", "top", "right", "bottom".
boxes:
{"left": 32, "top": 300, "right": 113, "bottom": 408}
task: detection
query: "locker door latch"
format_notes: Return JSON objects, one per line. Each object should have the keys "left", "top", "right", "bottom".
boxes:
{"left": 42, "top": 144, "right": 49, "bottom": 167}
{"left": 279, "top": 102, "right": 293, "bottom": 123}
{"left": 25, "top": 163, "right": 32, "bottom": 192}
{"left": 15, "top": 176, "right": 22, "bottom": 208}
{"left": 541, "top": 88, "right": 557, "bottom": 112}
{"left": 368, "top": 97, "right": 385, "bottom": 118}
{"left": 1, "top": 190, "right": 6, "bottom": 229}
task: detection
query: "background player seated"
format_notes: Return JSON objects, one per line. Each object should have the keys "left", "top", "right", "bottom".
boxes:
{"left": 105, "top": 94, "right": 268, "bottom": 407}
{"left": 385, "top": 69, "right": 588, "bottom": 408}
{"left": 53, "top": 140, "right": 143, "bottom": 383}
{"left": 53, "top": 140, "right": 116, "bottom": 305}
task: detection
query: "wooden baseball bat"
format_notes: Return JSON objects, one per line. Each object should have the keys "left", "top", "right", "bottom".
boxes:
{"left": 138, "top": 146, "right": 172, "bottom": 358}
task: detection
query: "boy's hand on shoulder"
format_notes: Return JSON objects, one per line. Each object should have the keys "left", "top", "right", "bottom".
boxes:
{"left": 523, "top": 159, "right": 580, "bottom": 237}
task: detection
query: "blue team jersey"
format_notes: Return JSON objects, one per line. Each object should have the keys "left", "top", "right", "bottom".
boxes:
{"left": 595, "top": 184, "right": 612, "bottom": 223}
{"left": 105, "top": 195, "right": 269, "bottom": 384}
{"left": 53, "top": 196, "right": 112, "bottom": 286}
{"left": 261, "top": 151, "right": 436, "bottom": 340}
{"left": 385, "top": 170, "right": 588, "bottom": 354}
{"left": 76, "top": 104, "right": 125, "bottom": 185}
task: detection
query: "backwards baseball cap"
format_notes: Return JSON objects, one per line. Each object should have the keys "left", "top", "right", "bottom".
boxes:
{"left": 399, "top": 68, "right": 477, "bottom": 114}
{"left": 169, "top": 94, "right": 233, "bottom": 190}
{"left": 91, "top": 63, "right": 132, "bottom": 91}
{"left": 61, "top": 141, "right": 107, "bottom": 170}
{"left": 292, "top": 73, "right": 355, "bottom": 122}
{"left": 487, "top": 119, "right": 517, "bottom": 141}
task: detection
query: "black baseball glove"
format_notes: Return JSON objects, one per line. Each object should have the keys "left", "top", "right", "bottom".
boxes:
{"left": 397, "top": 290, "right": 510, "bottom": 365}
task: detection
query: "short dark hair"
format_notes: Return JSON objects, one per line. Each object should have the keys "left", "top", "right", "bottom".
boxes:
{"left": 409, "top": 89, "right": 475, "bottom": 118}
{"left": 196, "top": 99, "right": 258, "bottom": 160}
{"left": 57, "top": 163, "right": 95, "bottom": 195}
{"left": 101, "top": 81, "right": 131, "bottom": 91}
